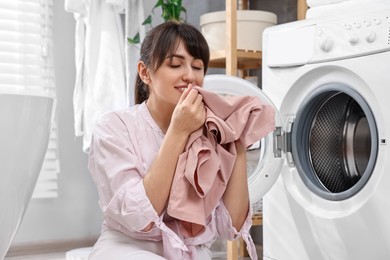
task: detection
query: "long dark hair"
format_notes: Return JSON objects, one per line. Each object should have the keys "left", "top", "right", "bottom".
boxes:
{"left": 134, "top": 21, "right": 210, "bottom": 104}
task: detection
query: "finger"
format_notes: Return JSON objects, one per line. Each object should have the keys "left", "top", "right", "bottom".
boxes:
{"left": 182, "top": 88, "right": 200, "bottom": 105}
{"left": 193, "top": 93, "right": 204, "bottom": 107}
{"left": 178, "top": 83, "right": 193, "bottom": 103}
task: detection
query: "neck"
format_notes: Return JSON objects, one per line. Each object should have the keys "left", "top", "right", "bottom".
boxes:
{"left": 146, "top": 99, "right": 174, "bottom": 134}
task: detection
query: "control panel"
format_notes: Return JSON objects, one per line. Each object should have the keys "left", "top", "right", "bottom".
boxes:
{"left": 311, "top": 9, "right": 390, "bottom": 63}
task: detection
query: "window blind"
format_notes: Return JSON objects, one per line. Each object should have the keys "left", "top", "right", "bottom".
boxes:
{"left": 32, "top": 118, "right": 60, "bottom": 199}
{"left": 0, "top": 0, "right": 59, "bottom": 198}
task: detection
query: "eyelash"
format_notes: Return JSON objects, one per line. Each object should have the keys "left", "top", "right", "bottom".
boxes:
{"left": 170, "top": 64, "right": 202, "bottom": 70}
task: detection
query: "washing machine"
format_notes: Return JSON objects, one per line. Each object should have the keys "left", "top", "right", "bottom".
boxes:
{"left": 259, "top": 4, "right": 390, "bottom": 260}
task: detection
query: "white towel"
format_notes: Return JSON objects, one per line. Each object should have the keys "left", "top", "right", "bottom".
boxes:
{"left": 65, "top": 0, "right": 128, "bottom": 153}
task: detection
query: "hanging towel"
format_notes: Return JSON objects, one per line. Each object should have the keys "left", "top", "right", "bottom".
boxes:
{"left": 167, "top": 86, "right": 275, "bottom": 238}
{"left": 65, "top": 0, "right": 128, "bottom": 153}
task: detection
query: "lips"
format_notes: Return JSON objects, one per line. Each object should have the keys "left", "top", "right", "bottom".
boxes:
{"left": 175, "top": 83, "right": 195, "bottom": 93}
{"left": 176, "top": 87, "right": 188, "bottom": 93}
{"left": 175, "top": 84, "right": 190, "bottom": 93}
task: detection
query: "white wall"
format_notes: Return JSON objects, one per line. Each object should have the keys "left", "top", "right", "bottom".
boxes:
{"left": 9, "top": 0, "right": 102, "bottom": 247}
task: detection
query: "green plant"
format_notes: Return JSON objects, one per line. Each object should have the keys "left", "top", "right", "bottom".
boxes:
{"left": 127, "top": 0, "right": 187, "bottom": 45}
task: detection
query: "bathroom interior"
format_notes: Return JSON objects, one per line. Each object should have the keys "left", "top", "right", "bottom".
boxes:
{"left": 1, "top": 0, "right": 302, "bottom": 259}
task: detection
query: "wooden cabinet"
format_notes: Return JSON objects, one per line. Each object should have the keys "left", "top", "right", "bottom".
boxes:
{"left": 208, "top": 49, "right": 262, "bottom": 71}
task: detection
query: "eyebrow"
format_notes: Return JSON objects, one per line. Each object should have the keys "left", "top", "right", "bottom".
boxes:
{"left": 166, "top": 54, "right": 203, "bottom": 64}
{"left": 166, "top": 54, "right": 185, "bottom": 60}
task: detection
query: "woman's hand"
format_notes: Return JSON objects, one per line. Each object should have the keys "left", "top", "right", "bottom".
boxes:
{"left": 170, "top": 84, "right": 205, "bottom": 136}
{"left": 144, "top": 84, "right": 205, "bottom": 217}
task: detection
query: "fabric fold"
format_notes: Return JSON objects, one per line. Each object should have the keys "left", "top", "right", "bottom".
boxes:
{"left": 167, "top": 86, "right": 275, "bottom": 239}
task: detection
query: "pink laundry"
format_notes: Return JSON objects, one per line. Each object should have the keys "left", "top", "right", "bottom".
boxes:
{"left": 167, "top": 86, "right": 275, "bottom": 237}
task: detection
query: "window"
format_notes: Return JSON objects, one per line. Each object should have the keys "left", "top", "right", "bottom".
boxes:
{"left": 0, "top": 0, "right": 59, "bottom": 198}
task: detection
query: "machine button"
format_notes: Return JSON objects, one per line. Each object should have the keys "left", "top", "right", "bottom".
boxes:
{"left": 349, "top": 34, "right": 360, "bottom": 45}
{"left": 366, "top": 31, "right": 376, "bottom": 43}
{"left": 354, "top": 22, "right": 362, "bottom": 29}
{"left": 320, "top": 36, "right": 334, "bottom": 52}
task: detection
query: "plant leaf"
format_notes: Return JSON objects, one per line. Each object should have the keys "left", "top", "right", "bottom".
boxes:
{"left": 181, "top": 7, "right": 187, "bottom": 22}
{"left": 127, "top": 33, "right": 140, "bottom": 44}
{"left": 152, "top": 0, "right": 163, "bottom": 15}
{"left": 142, "top": 15, "right": 152, "bottom": 26}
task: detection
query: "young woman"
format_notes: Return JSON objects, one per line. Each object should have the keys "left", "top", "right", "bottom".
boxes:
{"left": 88, "top": 21, "right": 257, "bottom": 260}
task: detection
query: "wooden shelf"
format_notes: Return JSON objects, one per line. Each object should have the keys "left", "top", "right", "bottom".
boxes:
{"left": 238, "top": 213, "right": 263, "bottom": 257}
{"left": 220, "top": 0, "right": 307, "bottom": 259}
{"left": 297, "top": 0, "right": 308, "bottom": 20}
{"left": 208, "top": 0, "right": 308, "bottom": 74}
{"left": 207, "top": 0, "right": 262, "bottom": 74}
{"left": 209, "top": 49, "right": 262, "bottom": 70}
{"left": 251, "top": 212, "right": 263, "bottom": 226}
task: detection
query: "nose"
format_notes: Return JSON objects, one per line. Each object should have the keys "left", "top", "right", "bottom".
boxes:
{"left": 182, "top": 65, "right": 196, "bottom": 83}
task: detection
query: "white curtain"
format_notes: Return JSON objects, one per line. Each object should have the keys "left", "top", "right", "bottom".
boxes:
{"left": 0, "top": 0, "right": 60, "bottom": 199}
{"left": 33, "top": 118, "right": 60, "bottom": 199}
{"left": 65, "top": 0, "right": 128, "bottom": 153}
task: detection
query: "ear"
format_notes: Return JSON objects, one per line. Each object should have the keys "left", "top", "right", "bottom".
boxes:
{"left": 137, "top": 61, "right": 151, "bottom": 84}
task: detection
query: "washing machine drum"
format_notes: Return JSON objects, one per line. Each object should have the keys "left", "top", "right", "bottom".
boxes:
{"left": 291, "top": 84, "right": 379, "bottom": 201}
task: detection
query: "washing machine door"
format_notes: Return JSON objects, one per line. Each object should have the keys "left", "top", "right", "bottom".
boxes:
{"left": 203, "top": 74, "right": 283, "bottom": 205}
{"left": 287, "top": 83, "right": 379, "bottom": 201}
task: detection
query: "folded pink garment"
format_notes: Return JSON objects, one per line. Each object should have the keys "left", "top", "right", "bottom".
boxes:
{"left": 167, "top": 87, "right": 275, "bottom": 237}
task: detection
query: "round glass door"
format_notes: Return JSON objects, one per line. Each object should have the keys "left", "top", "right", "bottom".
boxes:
{"left": 291, "top": 83, "right": 378, "bottom": 201}
{"left": 203, "top": 74, "right": 283, "bottom": 205}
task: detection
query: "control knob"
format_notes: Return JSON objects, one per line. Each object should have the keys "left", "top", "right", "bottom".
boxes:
{"left": 320, "top": 36, "right": 334, "bottom": 52}
{"left": 349, "top": 34, "right": 360, "bottom": 45}
{"left": 366, "top": 31, "right": 376, "bottom": 43}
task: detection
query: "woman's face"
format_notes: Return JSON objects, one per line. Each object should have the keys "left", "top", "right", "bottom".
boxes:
{"left": 146, "top": 40, "right": 205, "bottom": 108}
